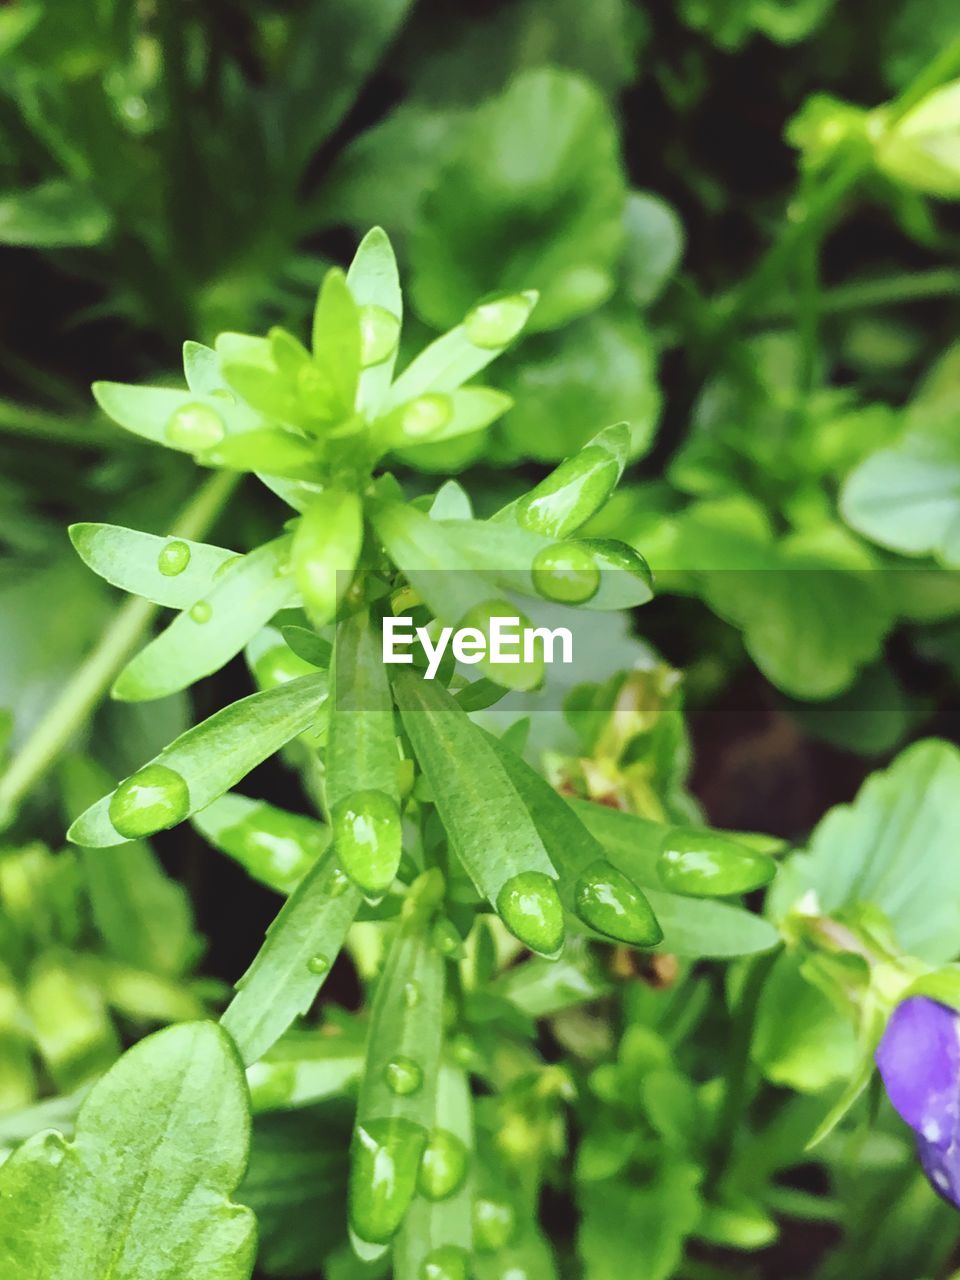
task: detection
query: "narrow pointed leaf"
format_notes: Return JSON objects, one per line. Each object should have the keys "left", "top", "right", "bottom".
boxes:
{"left": 183, "top": 342, "right": 227, "bottom": 395}
{"left": 203, "top": 428, "right": 320, "bottom": 479}
{"left": 327, "top": 611, "right": 402, "bottom": 895}
{"left": 113, "top": 536, "right": 297, "bottom": 701}
{"left": 567, "top": 801, "right": 672, "bottom": 889}
{"left": 92, "top": 381, "right": 256, "bottom": 450}
{"left": 394, "top": 1062, "right": 474, "bottom": 1280}
{"left": 68, "top": 673, "right": 330, "bottom": 847}
{"left": 246, "top": 1029, "right": 366, "bottom": 1113}
{"left": 495, "top": 422, "right": 630, "bottom": 536}
{"left": 370, "top": 500, "right": 493, "bottom": 623}
{"left": 347, "top": 227, "right": 403, "bottom": 415}
{"left": 570, "top": 801, "right": 779, "bottom": 957}
{"left": 291, "top": 492, "right": 363, "bottom": 629}
{"left": 391, "top": 669, "right": 561, "bottom": 953}
{"left": 69, "top": 523, "right": 240, "bottom": 610}
{"left": 193, "top": 793, "right": 331, "bottom": 894}
{"left": 349, "top": 883, "right": 445, "bottom": 1247}
{"left": 374, "top": 387, "right": 512, "bottom": 453}
{"left": 438, "top": 519, "right": 653, "bottom": 610}
{"left": 221, "top": 848, "right": 362, "bottom": 1066}
{"left": 485, "top": 733, "right": 661, "bottom": 946}
{"left": 312, "top": 268, "right": 363, "bottom": 418}
{"left": 385, "top": 291, "right": 537, "bottom": 408}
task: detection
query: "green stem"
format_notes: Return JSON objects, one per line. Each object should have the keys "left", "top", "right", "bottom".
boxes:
{"left": 723, "top": 151, "right": 870, "bottom": 334}
{"left": 705, "top": 949, "right": 778, "bottom": 1191}
{"left": 885, "top": 34, "right": 960, "bottom": 124}
{"left": 755, "top": 266, "right": 960, "bottom": 322}
{"left": 0, "top": 398, "right": 116, "bottom": 448}
{"left": 0, "top": 470, "right": 237, "bottom": 830}
{"left": 712, "top": 37, "right": 960, "bottom": 346}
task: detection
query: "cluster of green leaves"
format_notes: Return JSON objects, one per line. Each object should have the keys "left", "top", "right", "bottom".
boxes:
{"left": 3, "top": 4, "right": 960, "bottom": 1280}
{"left": 579, "top": 57, "right": 960, "bottom": 745}
{"left": 0, "top": 234, "right": 784, "bottom": 1278}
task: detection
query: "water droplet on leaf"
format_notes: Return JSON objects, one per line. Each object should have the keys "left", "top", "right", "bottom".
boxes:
{"left": 165, "top": 402, "right": 226, "bottom": 451}
{"left": 360, "top": 304, "right": 401, "bottom": 367}
{"left": 402, "top": 394, "right": 452, "bottom": 441}
{"left": 464, "top": 293, "right": 533, "bottom": 349}
{"left": 349, "top": 1117, "right": 428, "bottom": 1244}
{"left": 579, "top": 538, "right": 653, "bottom": 597}
{"left": 253, "top": 644, "right": 316, "bottom": 690}
{"left": 574, "top": 859, "right": 662, "bottom": 946}
{"left": 531, "top": 541, "right": 600, "bottom": 603}
{"left": 384, "top": 1055, "right": 423, "bottom": 1096}
{"left": 457, "top": 599, "right": 544, "bottom": 692}
{"left": 333, "top": 790, "right": 402, "bottom": 896}
{"left": 420, "top": 1244, "right": 471, "bottom": 1280}
{"left": 473, "top": 1197, "right": 516, "bottom": 1252}
{"left": 307, "top": 953, "right": 330, "bottom": 976}
{"left": 189, "top": 600, "right": 212, "bottom": 624}
{"left": 496, "top": 872, "right": 564, "bottom": 956}
{"left": 157, "top": 539, "right": 191, "bottom": 577}
{"left": 657, "top": 828, "right": 776, "bottom": 897}
{"left": 418, "top": 1128, "right": 468, "bottom": 1200}
{"left": 109, "top": 763, "right": 190, "bottom": 839}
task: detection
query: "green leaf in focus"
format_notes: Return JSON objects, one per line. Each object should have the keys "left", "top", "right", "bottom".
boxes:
{"left": 68, "top": 673, "right": 330, "bottom": 847}
{"left": 221, "top": 848, "right": 362, "bottom": 1066}
{"left": 0, "top": 1022, "right": 256, "bottom": 1279}
{"left": 192, "top": 792, "right": 331, "bottom": 894}
{"left": 112, "top": 536, "right": 297, "bottom": 701}
{"left": 69, "top": 523, "right": 240, "bottom": 610}
{"left": 392, "top": 669, "right": 563, "bottom": 955}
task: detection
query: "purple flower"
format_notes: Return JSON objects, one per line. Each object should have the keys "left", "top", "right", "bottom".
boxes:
{"left": 875, "top": 995, "right": 960, "bottom": 1207}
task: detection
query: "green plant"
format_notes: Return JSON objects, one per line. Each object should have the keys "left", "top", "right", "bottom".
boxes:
{"left": 4, "top": 7, "right": 960, "bottom": 1279}
{"left": 0, "top": 231, "right": 781, "bottom": 1276}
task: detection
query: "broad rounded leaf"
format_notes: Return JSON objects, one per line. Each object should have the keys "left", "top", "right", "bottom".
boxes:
{"left": 0, "top": 1022, "right": 256, "bottom": 1280}
{"left": 409, "top": 68, "right": 626, "bottom": 332}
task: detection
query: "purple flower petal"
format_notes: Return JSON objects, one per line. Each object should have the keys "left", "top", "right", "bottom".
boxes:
{"left": 875, "top": 996, "right": 960, "bottom": 1148}
{"left": 918, "top": 1131, "right": 960, "bottom": 1209}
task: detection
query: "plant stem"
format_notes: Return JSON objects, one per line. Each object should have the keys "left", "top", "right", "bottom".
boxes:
{"left": 0, "top": 398, "right": 117, "bottom": 448}
{"left": 713, "top": 36, "right": 960, "bottom": 344}
{"left": 705, "top": 949, "right": 778, "bottom": 1191}
{"left": 0, "top": 470, "right": 237, "bottom": 830}
{"left": 885, "top": 34, "right": 960, "bottom": 124}
{"left": 755, "top": 266, "right": 960, "bottom": 323}
{"left": 723, "top": 151, "right": 870, "bottom": 335}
